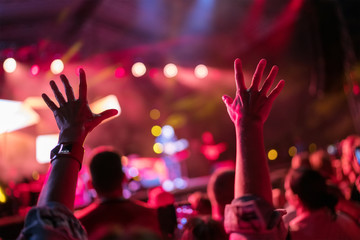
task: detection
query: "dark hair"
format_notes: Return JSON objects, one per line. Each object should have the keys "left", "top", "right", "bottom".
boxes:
{"left": 207, "top": 168, "right": 235, "bottom": 206}
{"left": 90, "top": 150, "right": 124, "bottom": 194}
{"left": 180, "top": 217, "right": 227, "bottom": 240}
{"left": 289, "top": 168, "right": 338, "bottom": 212}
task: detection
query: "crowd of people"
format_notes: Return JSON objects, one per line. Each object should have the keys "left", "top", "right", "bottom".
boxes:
{"left": 1, "top": 58, "right": 359, "bottom": 239}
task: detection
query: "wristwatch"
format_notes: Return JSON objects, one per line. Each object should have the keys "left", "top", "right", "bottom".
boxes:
{"left": 50, "top": 143, "right": 84, "bottom": 169}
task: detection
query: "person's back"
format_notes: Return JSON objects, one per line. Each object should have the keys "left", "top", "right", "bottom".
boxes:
{"left": 76, "top": 198, "right": 160, "bottom": 237}
{"left": 286, "top": 168, "right": 360, "bottom": 240}
{"left": 75, "top": 147, "right": 161, "bottom": 237}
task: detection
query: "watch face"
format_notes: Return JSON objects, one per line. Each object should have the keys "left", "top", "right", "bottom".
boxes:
{"left": 59, "top": 144, "right": 73, "bottom": 154}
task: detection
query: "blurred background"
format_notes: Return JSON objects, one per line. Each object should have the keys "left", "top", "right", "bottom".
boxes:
{"left": 0, "top": 0, "right": 360, "bottom": 226}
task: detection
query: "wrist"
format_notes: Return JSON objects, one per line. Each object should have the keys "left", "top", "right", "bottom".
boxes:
{"left": 50, "top": 142, "right": 84, "bottom": 170}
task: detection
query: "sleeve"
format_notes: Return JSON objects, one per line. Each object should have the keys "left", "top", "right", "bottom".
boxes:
{"left": 18, "top": 202, "right": 87, "bottom": 240}
{"left": 224, "top": 195, "right": 288, "bottom": 240}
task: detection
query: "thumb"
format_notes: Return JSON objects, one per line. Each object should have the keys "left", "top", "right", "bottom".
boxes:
{"left": 87, "top": 109, "right": 119, "bottom": 132}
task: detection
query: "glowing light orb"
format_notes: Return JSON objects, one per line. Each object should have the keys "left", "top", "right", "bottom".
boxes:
{"left": 3, "top": 58, "right": 16, "bottom": 73}
{"left": 153, "top": 143, "right": 164, "bottom": 154}
{"left": 128, "top": 167, "right": 139, "bottom": 178}
{"left": 327, "top": 145, "right": 336, "bottom": 155}
{"left": 163, "top": 63, "right": 178, "bottom": 78}
{"left": 115, "top": 67, "right": 126, "bottom": 78}
{"left": 309, "top": 143, "right": 317, "bottom": 153}
{"left": 50, "top": 59, "right": 64, "bottom": 75}
{"left": 174, "top": 178, "right": 187, "bottom": 189}
{"left": 151, "top": 125, "right": 162, "bottom": 137}
{"left": 162, "top": 125, "right": 175, "bottom": 139}
{"left": 0, "top": 188, "right": 6, "bottom": 203}
{"left": 123, "top": 189, "right": 131, "bottom": 199}
{"left": 268, "top": 149, "right": 278, "bottom": 160}
{"left": 131, "top": 62, "right": 146, "bottom": 77}
{"left": 162, "top": 180, "right": 174, "bottom": 192}
{"left": 288, "top": 146, "right": 297, "bottom": 157}
{"left": 150, "top": 108, "right": 161, "bottom": 120}
{"left": 164, "top": 142, "right": 177, "bottom": 155}
{"left": 194, "top": 64, "right": 208, "bottom": 78}
{"left": 31, "top": 65, "right": 40, "bottom": 76}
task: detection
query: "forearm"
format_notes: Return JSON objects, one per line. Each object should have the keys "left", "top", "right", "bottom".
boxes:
{"left": 37, "top": 157, "right": 80, "bottom": 211}
{"left": 234, "top": 120, "right": 272, "bottom": 205}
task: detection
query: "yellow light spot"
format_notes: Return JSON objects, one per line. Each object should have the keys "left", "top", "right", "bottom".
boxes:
{"left": 32, "top": 171, "right": 39, "bottom": 181}
{"left": 309, "top": 143, "right": 317, "bottom": 153}
{"left": 121, "top": 156, "right": 129, "bottom": 166}
{"left": 153, "top": 143, "right": 163, "bottom": 154}
{"left": 150, "top": 109, "right": 160, "bottom": 120}
{"left": 151, "top": 125, "right": 162, "bottom": 137}
{"left": 0, "top": 188, "right": 6, "bottom": 203}
{"left": 288, "top": 146, "right": 297, "bottom": 157}
{"left": 268, "top": 149, "right": 278, "bottom": 160}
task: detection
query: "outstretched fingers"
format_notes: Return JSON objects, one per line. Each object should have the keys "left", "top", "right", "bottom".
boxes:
{"left": 261, "top": 65, "right": 278, "bottom": 95}
{"left": 234, "top": 59, "right": 246, "bottom": 93}
{"left": 79, "top": 68, "right": 87, "bottom": 101}
{"left": 250, "top": 59, "right": 266, "bottom": 91}
{"left": 42, "top": 93, "right": 58, "bottom": 111}
{"left": 267, "top": 80, "right": 285, "bottom": 104}
{"left": 50, "top": 81, "right": 66, "bottom": 106}
{"left": 60, "top": 74, "right": 75, "bottom": 102}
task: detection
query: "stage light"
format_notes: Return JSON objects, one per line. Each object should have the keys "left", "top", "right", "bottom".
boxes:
{"left": 36, "top": 134, "right": 58, "bottom": 164}
{"left": 327, "top": 145, "right": 336, "bottom": 155}
{"left": 151, "top": 125, "right": 162, "bottom": 137}
{"left": 174, "top": 178, "right": 187, "bottom": 189}
{"left": 150, "top": 108, "right": 160, "bottom": 120}
{"left": 32, "top": 171, "right": 40, "bottom": 181}
{"left": 0, "top": 99, "right": 40, "bottom": 134}
{"left": 288, "top": 146, "right": 297, "bottom": 157}
{"left": 162, "top": 180, "right": 174, "bottom": 192}
{"left": 0, "top": 187, "right": 6, "bottom": 203}
{"left": 163, "top": 63, "right": 178, "bottom": 78}
{"left": 131, "top": 62, "right": 146, "bottom": 77}
{"left": 268, "top": 149, "right": 278, "bottom": 160}
{"left": 175, "top": 139, "right": 189, "bottom": 152}
{"left": 123, "top": 189, "right": 131, "bottom": 199}
{"left": 164, "top": 142, "right": 177, "bottom": 155}
{"left": 153, "top": 143, "right": 164, "bottom": 154}
{"left": 161, "top": 125, "right": 175, "bottom": 139}
{"left": 194, "top": 64, "right": 208, "bottom": 78}
{"left": 90, "top": 95, "right": 121, "bottom": 122}
{"left": 121, "top": 156, "right": 129, "bottom": 166}
{"left": 115, "top": 67, "right": 126, "bottom": 78}
{"left": 50, "top": 59, "right": 64, "bottom": 74}
{"left": 128, "top": 167, "right": 139, "bottom": 178}
{"left": 30, "top": 65, "right": 40, "bottom": 76}
{"left": 3, "top": 58, "right": 16, "bottom": 73}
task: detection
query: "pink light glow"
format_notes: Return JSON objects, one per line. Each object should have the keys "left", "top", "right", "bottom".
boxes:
{"left": 30, "top": 65, "right": 40, "bottom": 76}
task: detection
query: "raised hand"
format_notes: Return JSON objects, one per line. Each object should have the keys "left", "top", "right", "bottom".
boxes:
{"left": 42, "top": 69, "right": 118, "bottom": 144}
{"left": 222, "top": 59, "right": 284, "bottom": 126}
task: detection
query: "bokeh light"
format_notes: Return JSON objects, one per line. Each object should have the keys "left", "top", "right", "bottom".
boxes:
{"left": 268, "top": 149, "right": 278, "bottom": 160}
{"left": 174, "top": 178, "right": 187, "bottom": 189}
{"left": 30, "top": 65, "right": 40, "bottom": 76}
{"left": 0, "top": 187, "right": 6, "bottom": 203}
{"left": 194, "top": 64, "right": 208, "bottom": 78}
{"left": 309, "top": 143, "right": 317, "bottom": 153}
{"left": 115, "top": 67, "right": 126, "bottom": 78}
{"left": 162, "top": 180, "right": 175, "bottom": 192}
{"left": 131, "top": 62, "right": 146, "bottom": 77}
{"left": 32, "top": 171, "right": 39, "bottom": 181}
{"left": 150, "top": 109, "right": 161, "bottom": 120}
{"left": 128, "top": 167, "right": 139, "bottom": 178}
{"left": 163, "top": 63, "right": 178, "bottom": 78}
{"left": 288, "top": 146, "right": 297, "bottom": 157}
{"left": 153, "top": 143, "right": 164, "bottom": 154}
{"left": 121, "top": 156, "right": 129, "bottom": 166}
{"left": 3, "top": 58, "right": 16, "bottom": 73}
{"left": 162, "top": 125, "right": 175, "bottom": 139}
{"left": 151, "top": 125, "right": 162, "bottom": 137}
{"left": 50, "top": 59, "right": 64, "bottom": 75}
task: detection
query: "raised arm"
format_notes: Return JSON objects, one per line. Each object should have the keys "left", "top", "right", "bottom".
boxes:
{"left": 37, "top": 69, "right": 118, "bottom": 211}
{"left": 222, "top": 59, "right": 284, "bottom": 205}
